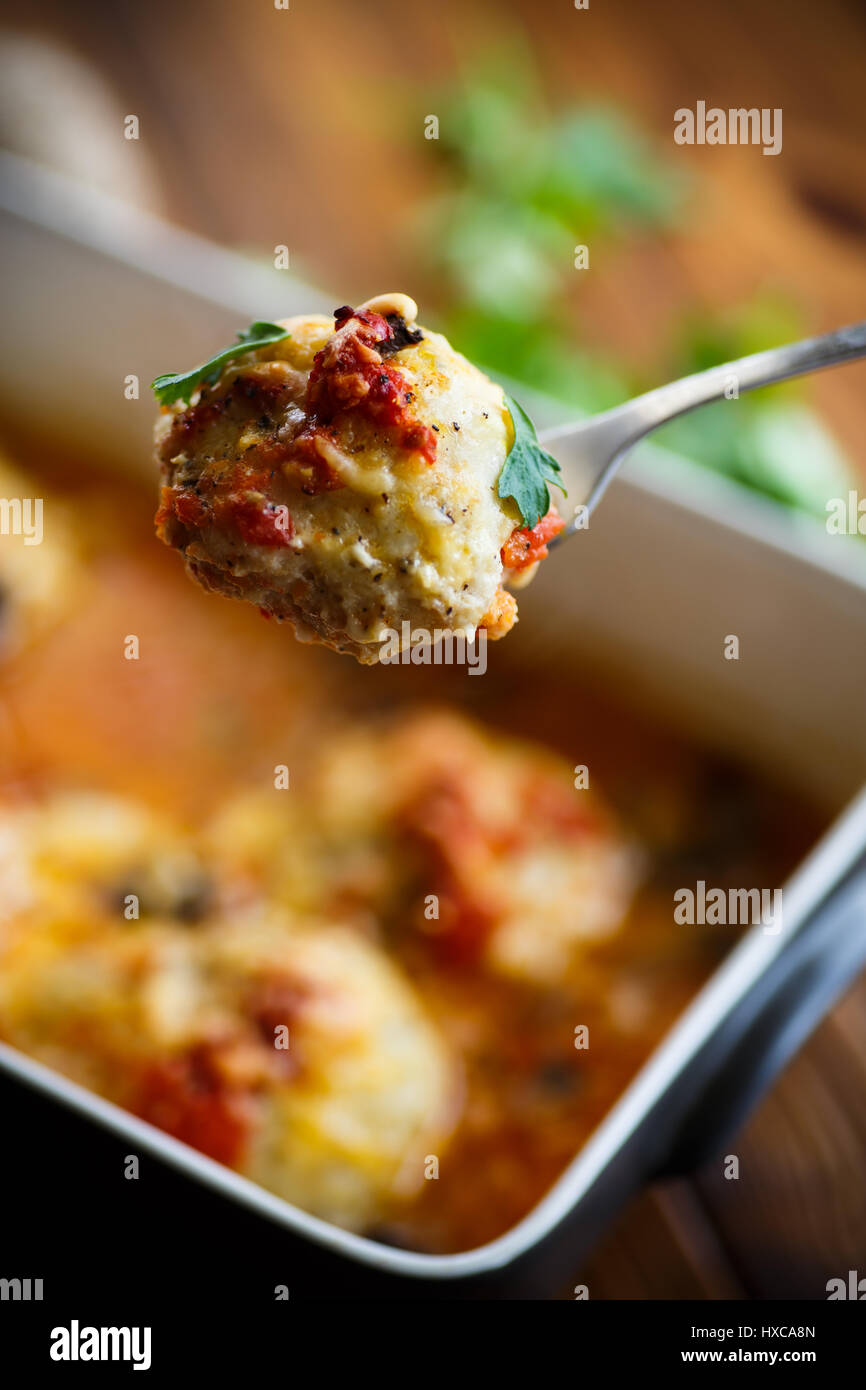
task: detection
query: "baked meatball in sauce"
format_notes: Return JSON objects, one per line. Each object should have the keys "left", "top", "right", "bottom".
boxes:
{"left": 154, "top": 294, "right": 563, "bottom": 662}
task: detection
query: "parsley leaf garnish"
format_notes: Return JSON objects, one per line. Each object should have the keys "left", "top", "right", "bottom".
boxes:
{"left": 151, "top": 322, "right": 291, "bottom": 406}
{"left": 497, "top": 395, "right": 567, "bottom": 528}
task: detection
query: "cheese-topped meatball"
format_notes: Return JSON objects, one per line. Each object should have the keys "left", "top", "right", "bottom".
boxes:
{"left": 154, "top": 294, "right": 563, "bottom": 662}
{"left": 207, "top": 710, "right": 640, "bottom": 986}
{"left": 0, "top": 790, "right": 457, "bottom": 1231}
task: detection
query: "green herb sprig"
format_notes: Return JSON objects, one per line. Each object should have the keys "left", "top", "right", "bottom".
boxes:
{"left": 151, "top": 322, "right": 291, "bottom": 406}
{"left": 497, "top": 394, "right": 566, "bottom": 528}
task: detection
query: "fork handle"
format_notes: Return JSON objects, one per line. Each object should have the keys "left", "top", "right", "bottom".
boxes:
{"left": 625, "top": 319, "right": 866, "bottom": 427}
{"left": 543, "top": 320, "right": 866, "bottom": 519}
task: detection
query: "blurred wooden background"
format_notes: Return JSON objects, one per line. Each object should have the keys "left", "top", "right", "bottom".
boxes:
{"left": 2, "top": 0, "right": 864, "bottom": 458}
{"left": 0, "top": 0, "right": 864, "bottom": 1297}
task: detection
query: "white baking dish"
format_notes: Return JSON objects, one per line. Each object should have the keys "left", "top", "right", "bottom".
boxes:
{"left": 1, "top": 152, "right": 865, "bottom": 1296}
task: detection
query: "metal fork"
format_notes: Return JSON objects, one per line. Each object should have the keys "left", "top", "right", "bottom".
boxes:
{"left": 540, "top": 320, "right": 866, "bottom": 538}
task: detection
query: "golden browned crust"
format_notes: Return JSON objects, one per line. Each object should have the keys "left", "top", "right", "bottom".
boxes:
{"left": 479, "top": 586, "right": 518, "bottom": 640}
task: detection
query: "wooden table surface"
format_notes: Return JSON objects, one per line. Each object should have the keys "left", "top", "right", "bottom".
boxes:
{"left": 1, "top": 0, "right": 864, "bottom": 1298}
